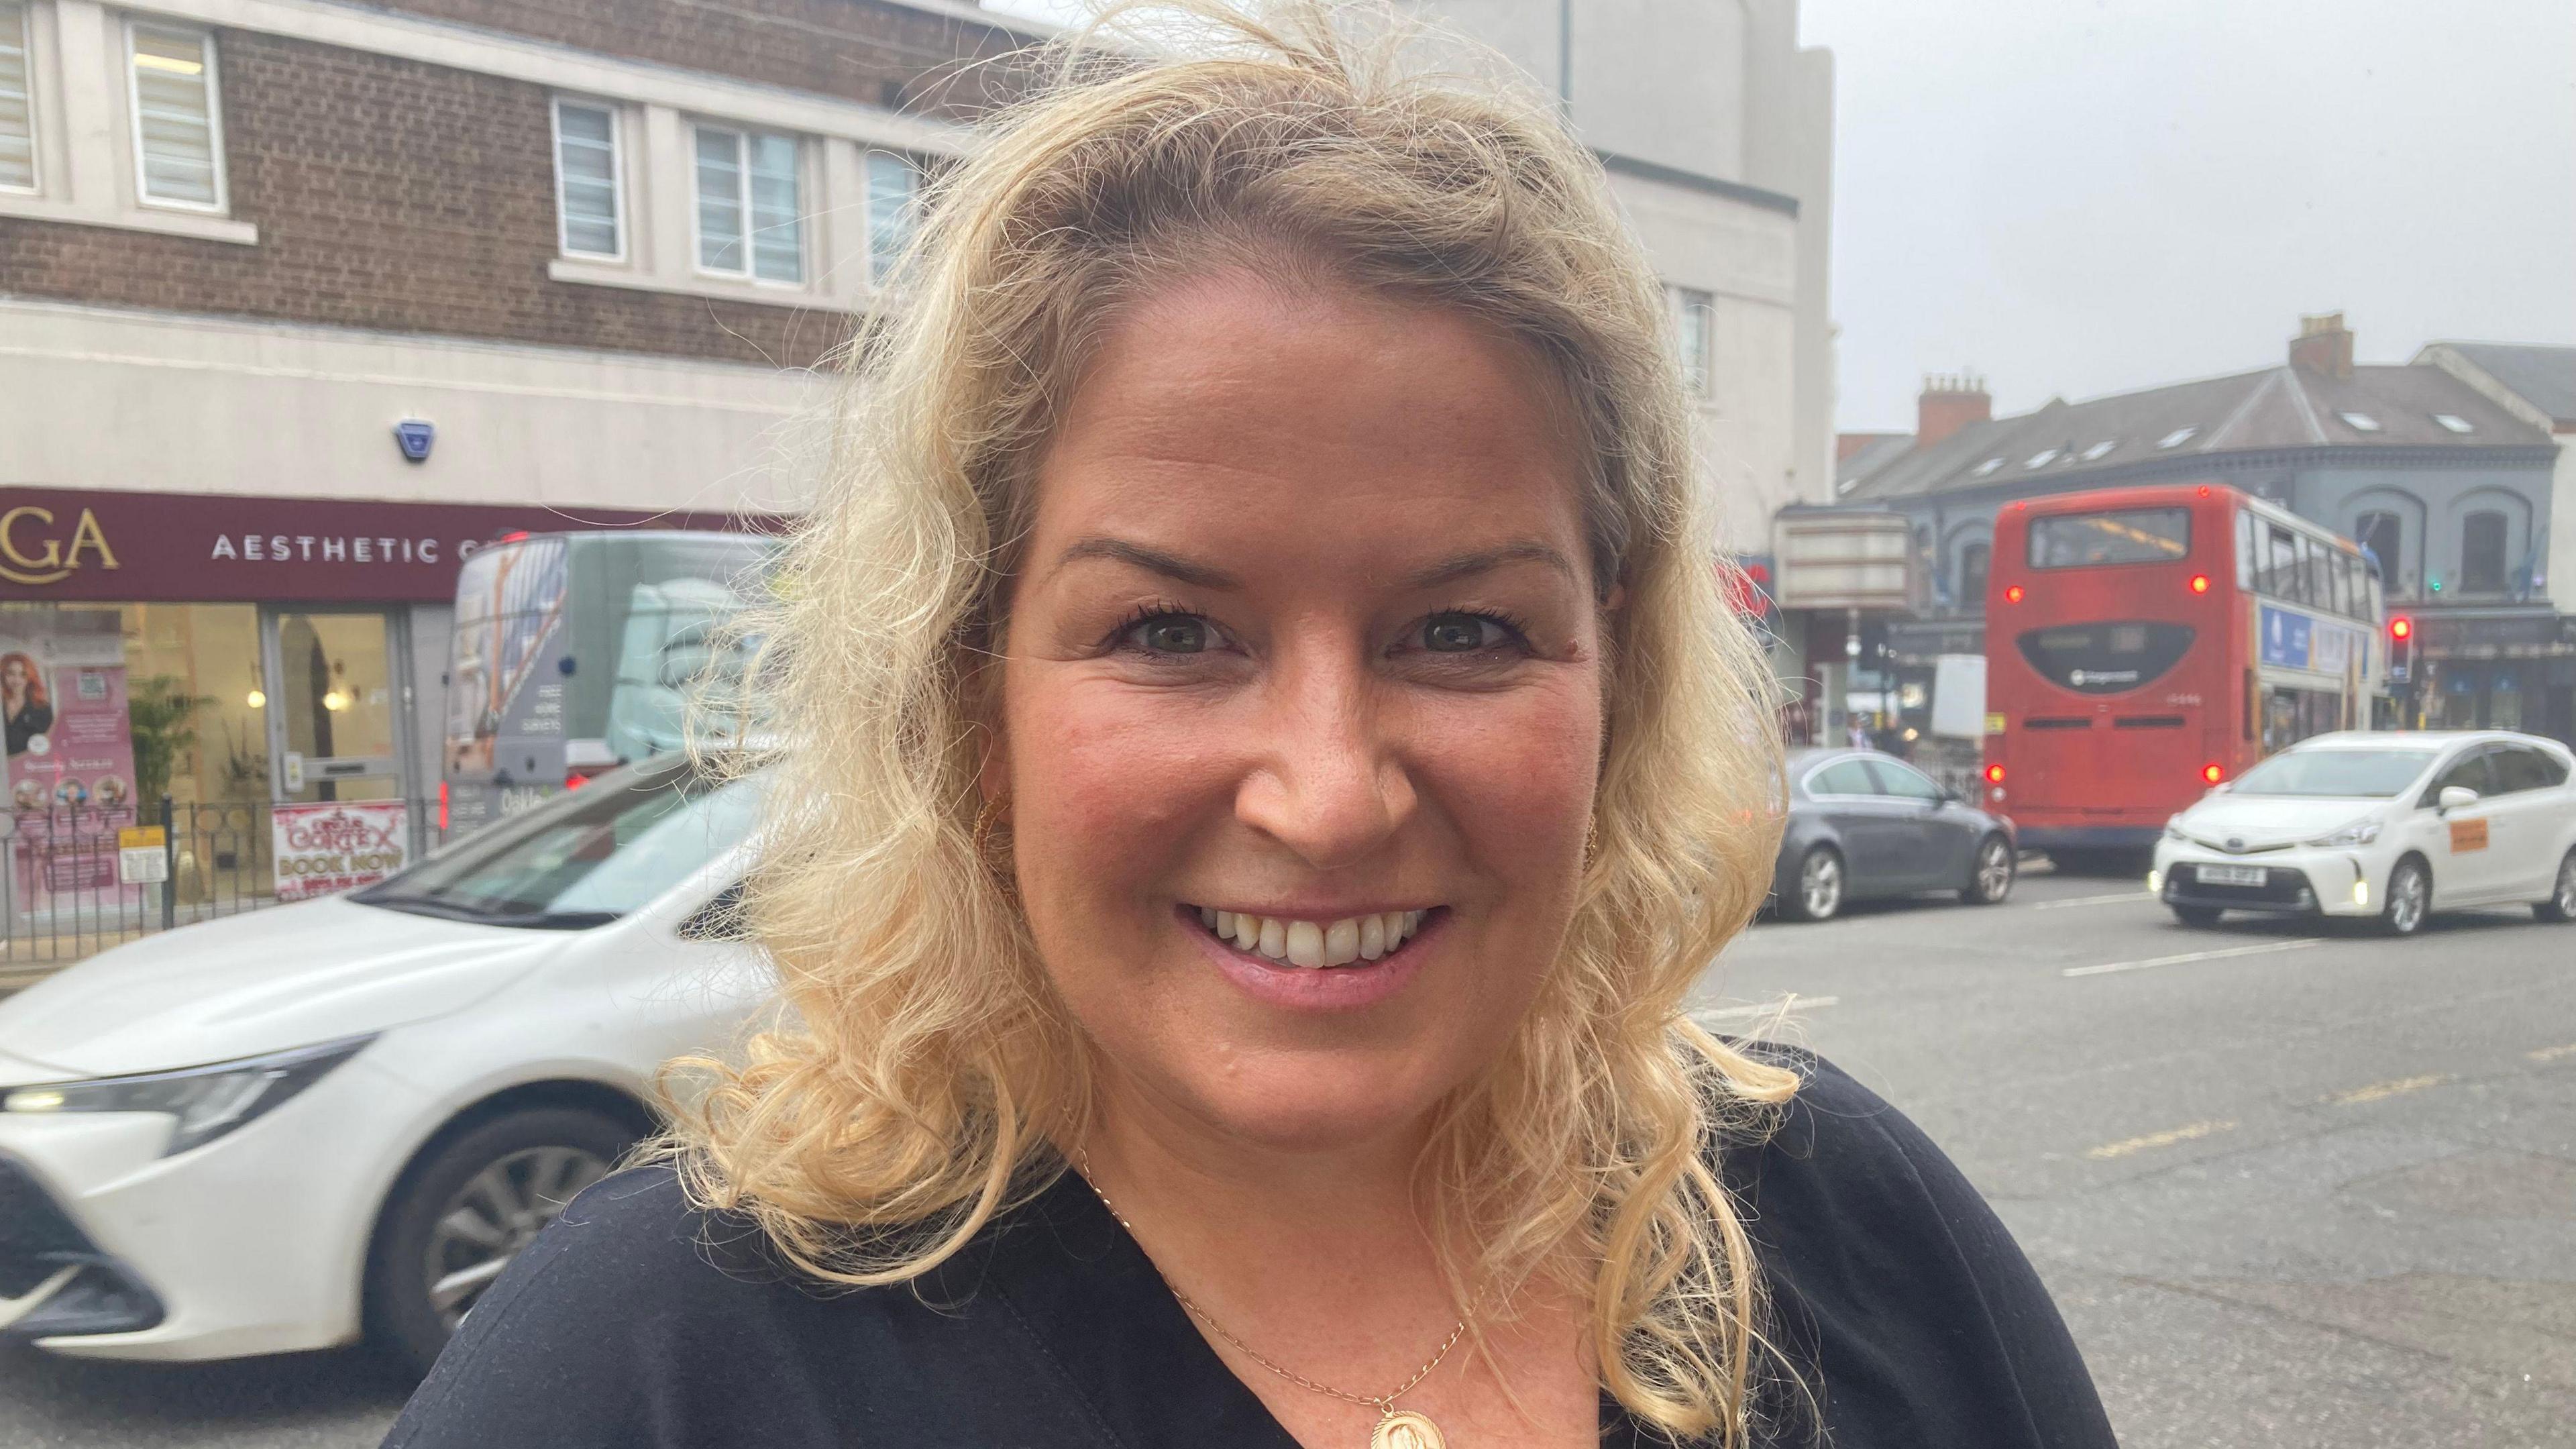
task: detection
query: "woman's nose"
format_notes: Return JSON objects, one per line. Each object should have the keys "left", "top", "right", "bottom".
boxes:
{"left": 1232, "top": 657, "right": 1415, "bottom": 870}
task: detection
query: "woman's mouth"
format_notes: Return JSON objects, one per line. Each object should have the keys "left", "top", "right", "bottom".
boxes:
{"left": 1182, "top": 906, "right": 1434, "bottom": 968}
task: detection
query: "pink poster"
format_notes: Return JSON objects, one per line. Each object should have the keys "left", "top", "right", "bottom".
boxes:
{"left": 271, "top": 801, "right": 411, "bottom": 902}
{"left": 3, "top": 608, "right": 141, "bottom": 902}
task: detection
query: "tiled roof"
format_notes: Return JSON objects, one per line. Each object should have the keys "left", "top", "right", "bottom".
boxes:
{"left": 1840, "top": 363, "right": 2550, "bottom": 504}
{"left": 2438, "top": 342, "right": 2576, "bottom": 427}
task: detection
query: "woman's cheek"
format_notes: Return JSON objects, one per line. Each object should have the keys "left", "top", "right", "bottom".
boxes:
{"left": 1413, "top": 682, "right": 1601, "bottom": 869}
{"left": 1009, "top": 672, "right": 1228, "bottom": 900}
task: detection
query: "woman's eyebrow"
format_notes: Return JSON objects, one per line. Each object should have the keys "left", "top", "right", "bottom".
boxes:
{"left": 1054, "top": 537, "right": 1240, "bottom": 590}
{"left": 1403, "top": 541, "right": 1577, "bottom": 590}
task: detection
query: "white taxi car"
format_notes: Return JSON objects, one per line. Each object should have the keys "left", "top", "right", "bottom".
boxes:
{"left": 0, "top": 756, "right": 770, "bottom": 1375}
{"left": 2152, "top": 731, "right": 2576, "bottom": 935}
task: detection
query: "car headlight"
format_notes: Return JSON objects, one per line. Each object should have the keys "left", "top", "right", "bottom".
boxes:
{"left": 2306, "top": 818, "right": 2383, "bottom": 849}
{"left": 1, "top": 1035, "right": 374, "bottom": 1157}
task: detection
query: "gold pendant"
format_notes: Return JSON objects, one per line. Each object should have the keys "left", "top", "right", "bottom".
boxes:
{"left": 1371, "top": 1409, "right": 1446, "bottom": 1449}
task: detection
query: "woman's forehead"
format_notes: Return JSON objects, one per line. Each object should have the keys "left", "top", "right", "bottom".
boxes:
{"left": 1031, "top": 274, "right": 1590, "bottom": 557}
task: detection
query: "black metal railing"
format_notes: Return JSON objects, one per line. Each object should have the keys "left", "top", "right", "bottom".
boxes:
{"left": 2, "top": 797, "right": 439, "bottom": 975}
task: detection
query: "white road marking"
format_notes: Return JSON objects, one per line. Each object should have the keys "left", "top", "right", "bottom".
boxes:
{"left": 2030, "top": 891, "right": 2154, "bottom": 911}
{"left": 2061, "top": 937, "right": 2324, "bottom": 978}
{"left": 2528, "top": 1042, "right": 2576, "bottom": 1064}
{"left": 2084, "top": 1119, "right": 2235, "bottom": 1160}
{"left": 2328, "top": 1073, "right": 2451, "bottom": 1106}
{"left": 1693, "top": 994, "right": 1841, "bottom": 1023}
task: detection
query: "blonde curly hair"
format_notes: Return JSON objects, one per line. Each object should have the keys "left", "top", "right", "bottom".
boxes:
{"left": 670, "top": 2, "right": 1800, "bottom": 1439}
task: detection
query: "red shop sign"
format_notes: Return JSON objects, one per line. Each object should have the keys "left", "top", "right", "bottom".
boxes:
{"left": 0, "top": 487, "right": 782, "bottom": 604}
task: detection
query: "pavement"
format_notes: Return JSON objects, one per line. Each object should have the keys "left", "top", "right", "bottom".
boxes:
{"left": 1, "top": 865, "right": 2569, "bottom": 1446}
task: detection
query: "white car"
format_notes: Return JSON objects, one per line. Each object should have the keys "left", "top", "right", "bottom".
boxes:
{"left": 2152, "top": 730, "right": 2576, "bottom": 935}
{"left": 0, "top": 756, "right": 771, "bottom": 1375}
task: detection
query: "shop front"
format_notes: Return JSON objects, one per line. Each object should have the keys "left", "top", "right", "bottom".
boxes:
{"left": 2407, "top": 611, "right": 2576, "bottom": 745}
{"left": 0, "top": 488, "right": 758, "bottom": 947}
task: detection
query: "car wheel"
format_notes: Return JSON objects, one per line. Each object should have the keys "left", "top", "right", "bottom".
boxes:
{"left": 2169, "top": 904, "right": 2224, "bottom": 928}
{"left": 1780, "top": 845, "right": 1845, "bottom": 922}
{"left": 2379, "top": 856, "right": 2430, "bottom": 937}
{"left": 366, "top": 1106, "right": 635, "bottom": 1379}
{"left": 1960, "top": 835, "right": 2015, "bottom": 905}
{"left": 2538, "top": 850, "right": 2576, "bottom": 923}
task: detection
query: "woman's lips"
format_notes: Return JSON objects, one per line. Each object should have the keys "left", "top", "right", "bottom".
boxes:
{"left": 1186, "top": 905, "right": 1429, "bottom": 967}
{"left": 1177, "top": 904, "right": 1446, "bottom": 1010}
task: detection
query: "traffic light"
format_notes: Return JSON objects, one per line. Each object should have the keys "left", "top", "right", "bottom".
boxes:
{"left": 2388, "top": 615, "right": 2413, "bottom": 682}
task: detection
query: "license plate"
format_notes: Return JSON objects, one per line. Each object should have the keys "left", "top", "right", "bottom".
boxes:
{"left": 2197, "top": 863, "right": 2266, "bottom": 887}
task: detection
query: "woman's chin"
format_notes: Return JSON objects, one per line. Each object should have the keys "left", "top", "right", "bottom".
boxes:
{"left": 1166, "top": 1056, "right": 1458, "bottom": 1155}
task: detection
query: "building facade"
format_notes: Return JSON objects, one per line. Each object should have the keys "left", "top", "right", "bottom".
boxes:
{"left": 1405, "top": 0, "right": 1838, "bottom": 630}
{"left": 0, "top": 0, "right": 1044, "bottom": 816}
{"left": 1828, "top": 316, "right": 2571, "bottom": 747}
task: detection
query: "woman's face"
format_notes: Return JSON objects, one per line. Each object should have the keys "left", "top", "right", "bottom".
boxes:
{"left": 998, "top": 274, "right": 1610, "bottom": 1155}
{"left": 2, "top": 659, "right": 23, "bottom": 693}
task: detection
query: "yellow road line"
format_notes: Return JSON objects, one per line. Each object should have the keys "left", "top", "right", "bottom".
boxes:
{"left": 2084, "top": 1119, "right": 2235, "bottom": 1160}
{"left": 2526, "top": 1043, "right": 2576, "bottom": 1063}
{"left": 2328, "top": 1073, "right": 2452, "bottom": 1106}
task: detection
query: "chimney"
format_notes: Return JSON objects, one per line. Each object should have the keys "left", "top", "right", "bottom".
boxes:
{"left": 2289, "top": 312, "right": 2354, "bottom": 379}
{"left": 1917, "top": 373, "right": 1992, "bottom": 449}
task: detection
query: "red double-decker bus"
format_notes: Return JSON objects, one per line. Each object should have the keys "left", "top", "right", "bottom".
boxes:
{"left": 1982, "top": 483, "right": 2386, "bottom": 861}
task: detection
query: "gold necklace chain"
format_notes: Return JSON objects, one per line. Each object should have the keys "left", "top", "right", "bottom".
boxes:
{"left": 1073, "top": 1146, "right": 1479, "bottom": 1415}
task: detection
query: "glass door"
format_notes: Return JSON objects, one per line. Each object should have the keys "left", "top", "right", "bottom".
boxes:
{"left": 262, "top": 609, "right": 409, "bottom": 803}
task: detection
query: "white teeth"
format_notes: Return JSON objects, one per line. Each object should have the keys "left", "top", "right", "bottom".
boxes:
{"left": 1324, "top": 918, "right": 1360, "bottom": 966}
{"left": 1192, "top": 906, "right": 1434, "bottom": 967}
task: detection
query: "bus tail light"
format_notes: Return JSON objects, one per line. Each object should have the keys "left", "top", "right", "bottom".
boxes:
{"left": 1984, "top": 763, "right": 2006, "bottom": 784}
{"left": 2202, "top": 763, "right": 2224, "bottom": 784}
{"left": 2189, "top": 574, "right": 2210, "bottom": 594}
{"left": 2003, "top": 584, "right": 2025, "bottom": 604}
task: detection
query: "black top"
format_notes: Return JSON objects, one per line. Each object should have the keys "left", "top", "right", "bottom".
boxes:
{"left": 384, "top": 1051, "right": 2115, "bottom": 1448}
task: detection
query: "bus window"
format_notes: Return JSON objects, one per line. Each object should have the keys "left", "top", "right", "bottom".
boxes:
{"left": 2027, "top": 508, "right": 2190, "bottom": 568}
{"left": 2265, "top": 524, "right": 2298, "bottom": 599}
{"left": 2235, "top": 509, "right": 2257, "bottom": 590}
{"left": 2016, "top": 621, "right": 2196, "bottom": 694}
{"left": 2261, "top": 686, "right": 2343, "bottom": 752}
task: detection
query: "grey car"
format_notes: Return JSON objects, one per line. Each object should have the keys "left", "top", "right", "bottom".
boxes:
{"left": 1769, "top": 749, "right": 2019, "bottom": 922}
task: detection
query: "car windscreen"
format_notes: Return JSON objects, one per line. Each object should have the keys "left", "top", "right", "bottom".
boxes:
{"left": 2228, "top": 749, "right": 2436, "bottom": 798}
{"left": 2027, "top": 508, "right": 2191, "bottom": 568}
{"left": 356, "top": 757, "right": 765, "bottom": 927}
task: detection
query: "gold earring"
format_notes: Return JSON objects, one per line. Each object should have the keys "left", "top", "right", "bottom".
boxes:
{"left": 973, "top": 794, "right": 1016, "bottom": 897}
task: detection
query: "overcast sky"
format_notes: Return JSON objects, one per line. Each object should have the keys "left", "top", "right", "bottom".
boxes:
{"left": 991, "top": 1, "right": 2576, "bottom": 432}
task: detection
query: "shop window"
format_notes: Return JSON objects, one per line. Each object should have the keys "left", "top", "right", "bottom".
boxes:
{"left": 695, "top": 123, "right": 804, "bottom": 284}
{"left": 127, "top": 23, "right": 225, "bottom": 211}
{"left": 0, "top": 1, "right": 33, "bottom": 192}
{"left": 2460, "top": 511, "right": 2508, "bottom": 594}
{"left": 551, "top": 99, "right": 623, "bottom": 260}
{"left": 867, "top": 150, "right": 920, "bottom": 285}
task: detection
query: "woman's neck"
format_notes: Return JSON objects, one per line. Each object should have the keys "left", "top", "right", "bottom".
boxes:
{"left": 1077, "top": 1070, "right": 1442, "bottom": 1277}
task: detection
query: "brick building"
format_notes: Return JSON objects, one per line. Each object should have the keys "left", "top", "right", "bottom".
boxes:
{"left": 0, "top": 0, "right": 1044, "bottom": 810}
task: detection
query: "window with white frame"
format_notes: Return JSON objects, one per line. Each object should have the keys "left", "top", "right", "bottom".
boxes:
{"left": 127, "top": 23, "right": 223, "bottom": 210}
{"left": 866, "top": 150, "right": 920, "bottom": 285}
{"left": 551, "top": 99, "right": 623, "bottom": 259}
{"left": 1668, "top": 286, "right": 1715, "bottom": 396}
{"left": 694, "top": 123, "right": 803, "bottom": 284}
{"left": 0, "top": 1, "right": 34, "bottom": 192}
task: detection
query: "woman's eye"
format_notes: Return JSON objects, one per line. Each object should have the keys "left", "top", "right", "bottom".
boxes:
{"left": 1421, "top": 613, "right": 1507, "bottom": 653}
{"left": 1128, "top": 614, "right": 1212, "bottom": 654}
